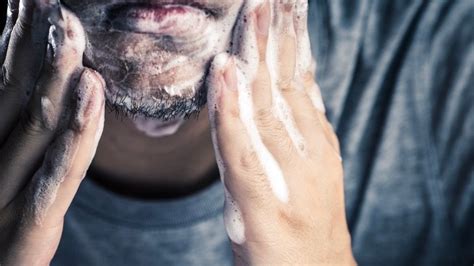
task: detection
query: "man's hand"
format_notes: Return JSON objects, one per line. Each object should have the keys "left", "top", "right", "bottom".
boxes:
{"left": 207, "top": 0, "right": 355, "bottom": 264}
{"left": 0, "top": 0, "right": 105, "bottom": 264}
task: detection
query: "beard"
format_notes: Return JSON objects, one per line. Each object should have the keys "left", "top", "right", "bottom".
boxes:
{"left": 101, "top": 72, "right": 208, "bottom": 121}
{"left": 65, "top": 0, "right": 243, "bottom": 121}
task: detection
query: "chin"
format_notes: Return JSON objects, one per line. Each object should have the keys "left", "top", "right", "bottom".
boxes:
{"left": 61, "top": 0, "right": 243, "bottom": 120}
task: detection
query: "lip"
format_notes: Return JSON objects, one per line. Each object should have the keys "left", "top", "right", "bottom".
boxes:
{"left": 107, "top": 2, "right": 214, "bottom": 35}
{"left": 106, "top": 0, "right": 222, "bottom": 14}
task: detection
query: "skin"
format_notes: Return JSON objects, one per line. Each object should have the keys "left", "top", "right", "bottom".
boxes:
{"left": 0, "top": 0, "right": 356, "bottom": 264}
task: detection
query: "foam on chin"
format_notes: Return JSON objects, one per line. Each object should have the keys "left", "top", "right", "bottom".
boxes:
{"left": 80, "top": 3, "right": 237, "bottom": 119}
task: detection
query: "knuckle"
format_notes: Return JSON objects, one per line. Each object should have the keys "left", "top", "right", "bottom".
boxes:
{"left": 256, "top": 109, "right": 289, "bottom": 141}
{"left": 224, "top": 148, "right": 271, "bottom": 209}
{"left": 237, "top": 149, "right": 271, "bottom": 190}
{"left": 277, "top": 206, "right": 309, "bottom": 233}
{"left": 278, "top": 79, "right": 295, "bottom": 93}
{"left": 20, "top": 108, "right": 51, "bottom": 136}
{"left": 302, "top": 71, "right": 316, "bottom": 87}
{"left": 13, "top": 18, "right": 34, "bottom": 37}
{"left": 223, "top": 103, "right": 240, "bottom": 120}
{"left": 281, "top": 84, "right": 307, "bottom": 101}
{"left": 0, "top": 66, "right": 32, "bottom": 99}
{"left": 238, "top": 147, "right": 263, "bottom": 176}
{"left": 255, "top": 107, "right": 278, "bottom": 130}
{"left": 1, "top": 65, "right": 17, "bottom": 90}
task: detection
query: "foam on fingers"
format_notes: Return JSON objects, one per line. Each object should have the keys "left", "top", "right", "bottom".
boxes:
{"left": 72, "top": 69, "right": 106, "bottom": 131}
{"left": 25, "top": 129, "right": 78, "bottom": 225}
{"left": 293, "top": 0, "right": 326, "bottom": 113}
{"left": 230, "top": 0, "right": 291, "bottom": 202}
{"left": 25, "top": 69, "right": 104, "bottom": 226}
{"left": 236, "top": 66, "right": 289, "bottom": 203}
{"left": 294, "top": 0, "right": 312, "bottom": 78}
{"left": 47, "top": 5, "right": 86, "bottom": 72}
{"left": 224, "top": 187, "right": 246, "bottom": 245}
{"left": 207, "top": 53, "right": 247, "bottom": 244}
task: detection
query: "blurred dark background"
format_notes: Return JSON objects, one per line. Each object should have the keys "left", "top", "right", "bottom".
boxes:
{"left": 1, "top": 1, "right": 6, "bottom": 30}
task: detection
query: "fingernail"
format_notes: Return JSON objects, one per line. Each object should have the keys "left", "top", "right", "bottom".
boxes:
{"left": 223, "top": 58, "right": 237, "bottom": 91}
{"left": 256, "top": 0, "right": 270, "bottom": 36}
{"left": 72, "top": 69, "right": 105, "bottom": 131}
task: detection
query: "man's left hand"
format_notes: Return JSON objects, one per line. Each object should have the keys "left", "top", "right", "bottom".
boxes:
{"left": 206, "top": 0, "right": 356, "bottom": 264}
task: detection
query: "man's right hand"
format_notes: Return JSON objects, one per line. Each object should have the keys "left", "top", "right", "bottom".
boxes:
{"left": 0, "top": 1, "right": 105, "bottom": 264}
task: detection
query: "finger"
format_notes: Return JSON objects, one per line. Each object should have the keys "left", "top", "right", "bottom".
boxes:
{"left": 252, "top": 0, "right": 272, "bottom": 110}
{"left": 0, "top": 0, "right": 20, "bottom": 64}
{"left": 293, "top": 0, "right": 326, "bottom": 113}
{"left": 5, "top": 0, "right": 54, "bottom": 89}
{"left": 0, "top": 8, "right": 86, "bottom": 209}
{"left": 208, "top": 53, "right": 277, "bottom": 245}
{"left": 207, "top": 53, "right": 249, "bottom": 245}
{"left": 0, "top": 0, "right": 58, "bottom": 142}
{"left": 292, "top": 0, "right": 338, "bottom": 154}
{"left": 254, "top": 1, "right": 308, "bottom": 159}
{"left": 25, "top": 68, "right": 105, "bottom": 227}
{"left": 209, "top": 52, "right": 288, "bottom": 205}
{"left": 231, "top": 0, "right": 262, "bottom": 78}
{"left": 232, "top": 0, "right": 273, "bottom": 119}
{"left": 279, "top": 79, "right": 333, "bottom": 156}
{"left": 301, "top": 72, "right": 340, "bottom": 155}
{"left": 2, "top": 70, "right": 104, "bottom": 264}
{"left": 319, "top": 112, "right": 341, "bottom": 155}
{"left": 293, "top": 0, "right": 312, "bottom": 78}
{"left": 233, "top": 1, "right": 293, "bottom": 204}
{"left": 272, "top": 0, "right": 297, "bottom": 84}
{"left": 269, "top": 1, "right": 338, "bottom": 158}
{"left": 252, "top": 1, "right": 306, "bottom": 164}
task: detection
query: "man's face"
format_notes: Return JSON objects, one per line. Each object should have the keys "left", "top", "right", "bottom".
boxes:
{"left": 62, "top": 0, "right": 243, "bottom": 120}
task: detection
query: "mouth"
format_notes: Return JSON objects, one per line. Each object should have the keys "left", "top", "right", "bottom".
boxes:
{"left": 106, "top": 1, "right": 220, "bottom": 35}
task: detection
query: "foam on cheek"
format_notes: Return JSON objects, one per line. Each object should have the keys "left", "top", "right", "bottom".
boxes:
{"left": 237, "top": 68, "right": 289, "bottom": 203}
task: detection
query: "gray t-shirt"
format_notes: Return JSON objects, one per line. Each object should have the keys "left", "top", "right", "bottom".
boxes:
{"left": 53, "top": 0, "right": 474, "bottom": 265}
